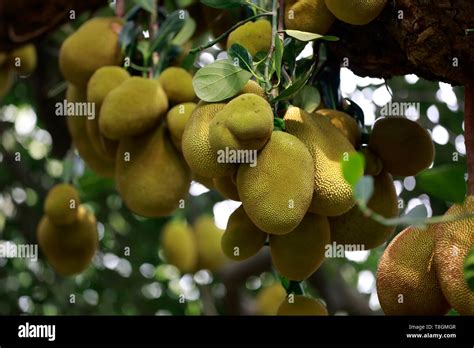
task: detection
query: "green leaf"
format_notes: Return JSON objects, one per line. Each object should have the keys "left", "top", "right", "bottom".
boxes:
{"left": 354, "top": 175, "right": 374, "bottom": 205}
{"left": 272, "top": 69, "right": 313, "bottom": 102}
{"left": 193, "top": 59, "right": 252, "bottom": 102}
{"left": 341, "top": 152, "right": 365, "bottom": 188}
{"left": 133, "top": 0, "right": 155, "bottom": 13}
{"left": 150, "top": 10, "right": 187, "bottom": 53}
{"left": 200, "top": 0, "right": 245, "bottom": 9}
{"left": 279, "top": 275, "right": 290, "bottom": 290}
{"left": 405, "top": 204, "right": 428, "bottom": 219}
{"left": 464, "top": 248, "right": 474, "bottom": 292}
{"left": 171, "top": 17, "right": 196, "bottom": 46}
{"left": 292, "top": 85, "right": 321, "bottom": 113}
{"left": 119, "top": 21, "right": 138, "bottom": 52}
{"left": 227, "top": 44, "right": 253, "bottom": 73}
{"left": 284, "top": 30, "right": 339, "bottom": 42}
{"left": 416, "top": 164, "right": 467, "bottom": 203}
{"left": 273, "top": 34, "right": 284, "bottom": 82}
{"left": 273, "top": 118, "right": 286, "bottom": 131}
{"left": 137, "top": 41, "right": 151, "bottom": 63}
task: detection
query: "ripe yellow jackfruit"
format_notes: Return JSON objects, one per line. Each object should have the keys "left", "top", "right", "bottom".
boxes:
{"left": 194, "top": 216, "right": 228, "bottom": 272}
{"left": 66, "top": 85, "right": 115, "bottom": 178}
{"left": 37, "top": 205, "right": 98, "bottom": 276}
{"left": 285, "top": 0, "right": 335, "bottom": 35}
{"left": 86, "top": 66, "right": 130, "bottom": 159}
{"left": 59, "top": 17, "right": 123, "bottom": 87}
{"left": 284, "top": 107, "right": 355, "bottom": 216}
{"left": 270, "top": 213, "right": 329, "bottom": 280}
{"left": 99, "top": 77, "right": 169, "bottom": 140}
{"left": 209, "top": 94, "right": 273, "bottom": 152}
{"left": 376, "top": 226, "right": 450, "bottom": 315}
{"left": 237, "top": 131, "right": 314, "bottom": 235}
{"left": 330, "top": 171, "right": 398, "bottom": 249}
{"left": 116, "top": 124, "right": 191, "bottom": 217}
{"left": 44, "top": 184, "right": 80, "bottom": 226}
{"left": 325, "top": 0, "right": 387, "bottom": 25}
{"left": 316, "top": 109, "right": 361, "bottom": 148}
{"left": 0, "top": 68, "right": 14, "bottom": 100}
{"left": 255, "top": 283, "right": 287, "bottom": 315}
{"left": 434, "top": 197, "right": 474, "bottom": 315}
{"left": 239, "top": 80, "right": 266, "bottom": 98}
{"left": 166, "top": 102, "right": 197, "bottom": 151}
{"left": 9, "top": 44, "right": 37, "bottom": 76}
{"left": 182, "top": 102, "right": 237, "bottom": 178}
{"left": 213, "top": 175, "right": 240, "bottom": 201}
{"left": 227, "top": 20, "right": 272, "bottom": 56}
{"left": 369, "top": 117, "right": 434, "bottom": 177}
{"left": 161, "top": 219, "right": 198, "bottom": 273}
{"left": 159, "top": 67, "right": 196, "bottom": 104}
{"left": 221, "top": 206, "right": 267, "bottom": 261}
{"left": 277, "top": 295, "right": 328, "bottom": 315}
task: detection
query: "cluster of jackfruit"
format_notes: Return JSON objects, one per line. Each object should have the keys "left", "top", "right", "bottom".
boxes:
{"left": 0, "top": 44, "right": 37, "bottom": 100}
{"left": 377, "top": 197, "right": 474, "bottom": 315}
{"left": 59, "top": 17, "right": 200, "bottom": 218}
{"left": 37, "top": 184, "right": 98, "bottom": 276}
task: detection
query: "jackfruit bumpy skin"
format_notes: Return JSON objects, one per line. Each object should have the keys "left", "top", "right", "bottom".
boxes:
{"left": 194, "top": 216, "right": 228, "bottom": 272}
{"left": 99, "top": 77, "right": 169, "bottom": 140}
{"left": 209, "top": 94, "right": 273, "bottom": 153}
{"left": 0, "top": 68, "right": 14, "bottom": 100}
{"left": 284, "top": 107, "right": 355, "bottom": 216}
{"left": 316, "top": 108, "right": 361, "bottom": 148}
{"left": 159, "top": 67, "right": 196, "bottom": 104}
{"left": 44, "top": 184, "right": 80, "bottom": 226}
{"left": 434, "top": 196, "right": 474, "bottom": 315}
{"left": 277, "top": 295, "right": 328, "bottom": 315}
{"left": 116, "top": 125, "right": 191, "bottom": 217}
{"left": 161, "top": 220, "right": 198, "bottom": 273}
{"left": 330, "top": 171, "right": 398, "bottom": 249}
{"left": 270, "top": 213, "right": 330, "bottom": 280}
{"left": 239, "top": 80, "right": 266, "bottom": 99}
{"left": 66, "top": 85, "right": 115, "bottom": 178}
{"left": 213, "top": 175, "right": 240, "bottom": 201}
{"left": 285, "top": 0, "right": 335, "bottom": 35}
{"left": 221, "top": 205, "right": 267, "bottom": 261}
{"left": 182, "top": 102, "right": 237, "bottom": 178}
{"left": 255, "top": 283, "right": 287, "bottom": 315}
{"left": 86, "top": 66, "right": 130, "bottom": 159}
{"left": 325, "top": 0, "right": 387, "bottom": 25}
{"left": 376, "top": 226, "right": 450, "bottom": 315}
{"left": 166, "top": 102, "right": 197, "bottom": 151}
{"left": 237, "top": 131, "right": 314, "bottom": 235}
{"left": 59, "top": 17, "right": 123, "bottom": 87}
{"left": 37, "top": 206, "right": 98, "bottom": 276}
{"left": 368, "top": 117, "right": 435, "bottom": 177}
{"left": 9, "top": 44, "right": 37, "bottom": 76}
{"left": 227, "top": 20, "right": 272, "bottom": 56}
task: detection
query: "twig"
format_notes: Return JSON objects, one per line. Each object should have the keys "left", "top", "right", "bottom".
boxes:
{"left": 465, "top": 84, "right": 474, "bottom": 194}
{"left": 264, "top": 0, "right": 278, "bottom": 94}
{"left": 115, "top": 0, "right": 125, "bottom": 17}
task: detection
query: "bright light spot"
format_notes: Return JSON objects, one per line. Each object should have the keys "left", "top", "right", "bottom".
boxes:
{"left": 455, "top": 135, "right": 466, "bottom": 154}
{"left": 116, "top": 258, "right": 132, "bottom": 277}
{"left": 139, "top": 263, "right": 155, "bottom": 279}
{"left": 18, "top": 295, "right": 34, "bottom": 313}
{"left": 404, "top": 74, "right": 419, "bottom": 84}
{"left": 33, "top": 129, "right": 52, "bottom": 146}
{"left": 427, "top": 105, "right": 439, "bottom": 123}
{"left": 46, "top": 159, "right": 63, "bottom": 178}
{"left": 403, "top": 176, "right": 416, "bottom": 191}
{"left": 194, "top": 270, "right": 213, "bottom": 285}
{"left": 216, "top": 51, "right": 228, "bottom": 60}
{"left": 432, "top": 125, "right": 449, "bottom": 145}
{"left": 142, "top": 282, "right": 162, "bottom": 299}
{"left": 340, "top": 68, "right": 357, "bottom": 96}
{"left": 355, "top": 76, "right": 384, "bottom": 87}
{"left": 213, "top": 200, "right": 240, "bottom": 229}
{"left": 405, "top": 198, "right": 423, "bottom": 215}
{"left": 372, "top": 85, "right": 392, "bottom": 107}
{"left": 345, "top": 250, "right": 370, "bottom": 263}
{"left": 350, "top": 90, "right": 376, "bottom": 126}
{"left": 197, "top": 52, "right": 215, "bottom": 67}
{"left": 369, "top": 288, "right": 381, "bottom": 311}
{"left": 97, "top": 222, "right": 104, "bottom": 240}
{"left": 245, "top": 276, "right": 261, "bottom": 290}
{"left": 394, "top": 180, "right": 403, "bottom": 196}
{"left": 436, "top": 82, "right": 458, "bottom": 109}
{"left": 103, "top": 253, "right": 120, "bottom": 269}
{"left": 357, "top": 270, "right": 375, "bottom": 294}
{"left": 28, "top": 140, "right": 48, "bottom": 160}
{"left": 14, "top": 107, "right": 37, "bottom": 136}
{"left": 361, "top": 87, "right": 373, "bottom": 100}
{"left": 83, "top": 289, "right": 99, "bottom": 306}
{"left": 296, "top": 43, "right": 313, "bottom": 60}
{"left": 189, "top": 181, "right": 209, "bottom": 196}
{"left": 11, "top": 187, "right": 27, "bottom": 204}
{"left": 405, "top": 105, "right": 419, "bottom": 121}
{"left": 418, "top": 194, "right": 433, "bottom": 217}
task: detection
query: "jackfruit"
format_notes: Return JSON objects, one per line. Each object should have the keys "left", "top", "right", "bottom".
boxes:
{"left": 361, "top": 147, "right": 383, "bottom": 176}
{"left": 434, "top": 197, "right": 474, "bottom": 315}
{"left": 203, "top": 6, "right": 245, "bottom": 42}
{"left": 376, "top": 226, "right": 450, "bottom": 315}
{"left": 270, "top": 213, "right": 329, "bottom": 280}
{"left": 116, "top": 124, "right": 191, "bottom": 217}
{"left": 66, "top": 84, "right": 115, "bottom": 178}
{"left": 159, "top": 67, "right": 196, "bottom": 104}
{"left": 316, "top": 109, "right": 361, "bottom": 148}
{"left": 368, "top": 117, "right": 434, "bottom": 177}
{"left": 0, "top": 52, "right": 7, "bottom": 65}
{"left": 255, "top": 283, "right": 287, "bottom": 315}
{"left": 37, "top": 205, "right": 98, "bottom": 276}
{"left": 213, "top": 175, "right": 240, "bottom": 201}
{"left": 194, "top": 216, "right": 228, "bottom": 272}
{"left": 227, "top": 20, "right": 272, "bottom": 56}
{"left": 0, "top": 68, "right": 14, "bottom": 100}
{"left": 277, "top": 295, "right": 328, "bottom": 315}
{"left": 237, "top": 131, "right": 314, "bottom": 235}
{"left": 325, "top": 0, "right": 387, "bottom": 25}
{"left": 329, "top": 171, "right": 398, "bottom": 249}
{"left": 86, "top": 66, "right": 130, "bottom": 159}
{"left": 209, "top": 94, "right": 273, "bottom": 153}
{"left": 239, "top": 80, "right": 266, "bottom": 99}
{"left": 44, "top": 184, "right": 80, "bottom": 226}
{"left": 182, "top": 102, "right": 237, "bottom": 178}
{"left": 284, "top": 107, "right": 355, "bottom": 216}
{"left": 8, "top": 44, "right": 37, "bottom": 76}
{"left": 166, "top": 102, "right": 197, "bottom": 151}
{"left": 193, "top": 173, "right": 216, "bottom": 190}
{"left": 59, "top": 17, "right": 123, "bottom": 87}
{"left": 161, "top": 219, "right": 198, "bottom": 273}
{"left": 285, "top": 0, "right": 335, "bottom": 35}
{"left": 221, "top": 206, "right": 267, "bottom": 261}
{"left": 99, "top": 77, "right": 169, "bottom": 140}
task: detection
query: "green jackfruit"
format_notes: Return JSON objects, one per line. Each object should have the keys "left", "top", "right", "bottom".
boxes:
{"left": 325, "top": 0, "right": 387, "bottom": 25}
{"left": 277, "top": 295, "right": 328, "bottom": 315}
{"left": 161, "top": 219, "right": 198, "bottom": 273}
{"left": 227, "top": 20, "right": 272, "bottom": 56}
{"left": 166, "top": 102, "right": 197, "bottom": 151}
{"left": 285, "top": 0, "right": 335, "bottom": 35}
{"left": 9, "top": 44, "right": 37, "bottom": 75}
{"left": 213, "top": 175, "right": 240, "bottom": 201}
{"left": 44, "top": 184, "right": 80, "bottom": 226}
{"left": 194, "top": 216, "right": 228, "bottom": 272}
{"left": 159, "top": 67, "right": 196, "bottom": 104}
{"left": 255, "top": 283, "right": 287, "bottom": 315}
{"left": 239, "top": 80, "right": 266, "bottom": 98}
{"left": 316, "top": 108, "right": 361, "bottom": 148}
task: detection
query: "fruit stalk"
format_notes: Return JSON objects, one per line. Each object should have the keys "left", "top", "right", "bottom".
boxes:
{"left": 115, "top": 0, "right": 125, "bottom": 18}
{"left": 465, "top": 83, "right": 474, "bottom": 194}
{"left": 264, "top": 0, "right": 279, "bottom": 94}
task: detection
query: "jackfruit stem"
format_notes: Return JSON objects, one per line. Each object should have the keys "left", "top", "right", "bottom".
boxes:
{"left": 264, "top": 0, "right": 278, "bottom": 94}
{"left": 115, "top": 0, "right": 125, "bottom": 17}
{"left": 465, "top": 83, "right": 474, "bottom": 195}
